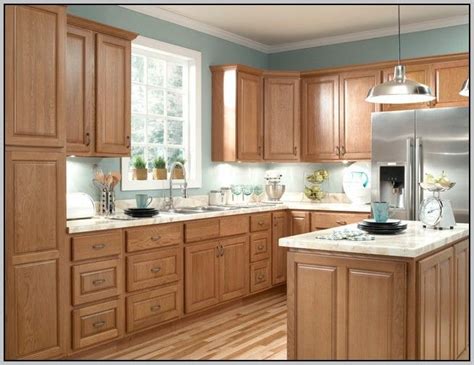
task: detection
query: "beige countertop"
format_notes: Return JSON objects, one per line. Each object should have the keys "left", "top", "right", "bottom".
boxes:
{"left": 279, "top": 221, "right": 469, "bottom": 258}
{"left": 67, "top": 202, "right": 370, "bottom": 234}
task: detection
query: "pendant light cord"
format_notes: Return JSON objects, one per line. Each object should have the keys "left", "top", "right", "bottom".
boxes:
{"left": 397, "top": 5, "right": 401, "bottom": 65}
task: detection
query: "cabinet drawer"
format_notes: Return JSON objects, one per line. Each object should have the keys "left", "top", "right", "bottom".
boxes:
{"left": 72, "top": 259, "right": 122, "bottom": 305}
{"left": 127, "top": 248, "right": 182, "bottom": 292}
{"left": 250, "top": 260, "right": 271, "bottom": 293}
{"left": 71, "top": 231, "right": 122, "bottom": 261}
{"left": 250, "top": 231, "right": 271, "bottom": 262}
{"left": 310, "top": 212, "right": 368, "bottom": 230}
{"left": 126, "top": 224, "right": 183, "bottom": 252}
{"left": 72, "top": 299, "right": 123, "bottom": 350}
{"left": 220, "top": 215, "right": 249, "bottom": 237}
{"left": 126, "top": 284, "right": 181, "bottom": 333}
{"left": 185, "top": 219, "right": 220, "bottom": 243}
{"left": 250, "top": 213, "right": 271, "bottom": 232}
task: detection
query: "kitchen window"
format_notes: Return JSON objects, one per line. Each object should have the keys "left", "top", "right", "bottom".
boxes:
{"left": 121, "top": 36, "right": 202, "bottom": 190}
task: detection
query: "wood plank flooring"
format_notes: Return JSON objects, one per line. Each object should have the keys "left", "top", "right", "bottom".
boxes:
{"left": 75, "top": 289, "right": 287, "bottom": 360}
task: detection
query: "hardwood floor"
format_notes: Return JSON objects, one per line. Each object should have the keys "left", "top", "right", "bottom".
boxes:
{"left": 74, "top": 288, "right": 287, "bottom": 360}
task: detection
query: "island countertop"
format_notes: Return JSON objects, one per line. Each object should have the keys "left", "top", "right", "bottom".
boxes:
{"left": 279, "top": 221, "right": 469, "bottom": 258}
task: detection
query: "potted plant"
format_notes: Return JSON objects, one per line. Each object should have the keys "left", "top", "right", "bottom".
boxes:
{"left": 171, "top": 157, "right": 186, "bottom": 179}
{"left": 152, "top": 156, "right": 167, "bottom": 180}
{"left": 132, "top": 156, "right": 148, "bottom": 180}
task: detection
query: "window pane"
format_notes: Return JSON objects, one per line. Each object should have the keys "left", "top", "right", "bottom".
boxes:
{"left": 167, "top": 147, "right": 184, "bottom": 167}
{"left": 167, "top": 63, "right": 183, "bottom": 89}
{"left": 148, "top": 57, "right": 165, "bottom": 87}
{"left": 132, "top": 55, "right": 145, "bottom": 83}
{"left": 131, "top": 116, "right": 145, "bottom": 144}
{"left": 166, "top": 91, "right": 183, "bottom": 118}
{"left": 132, "top": 84, "right": 146, "bottom": 114}
{"left": 147, "top": 118, "right": 164, "bottom": 144}
{"left": 167, "top": 119, "right": 183, "bottom": 145}
{"left": 148, "top": 88, "right": 164, "bottom": 116}
{"left": 147, "top": 145, "right": 166, "bottom": 168}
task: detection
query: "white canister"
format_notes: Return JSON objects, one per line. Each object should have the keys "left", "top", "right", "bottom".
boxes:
{"left": 209, "top": 190, "right": 223, "bottom": 205}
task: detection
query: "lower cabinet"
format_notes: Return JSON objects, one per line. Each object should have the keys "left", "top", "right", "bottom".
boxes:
{"left": 454, "top": 240, "right": 469, "bottom": 360}
{"left": 272, "top": 211, "right": 289, "bottom": 285}
{"left": 250, "top": 259, "right": 271, "bottom": 293}
{"left": 289, "top": 211, "right": 311, "bottom": 235}
{"left": 219, "top": 235, "right": 250, "bottom": 301}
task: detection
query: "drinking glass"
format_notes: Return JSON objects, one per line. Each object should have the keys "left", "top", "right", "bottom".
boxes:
{"left": 253, "top": 185, "right": 264, "bottom": 198}
{"left": 242, "top": 185, "right": 253, "bottom": 203}
{"left": 230, "top": 184, "right": 242, "bottom": 202}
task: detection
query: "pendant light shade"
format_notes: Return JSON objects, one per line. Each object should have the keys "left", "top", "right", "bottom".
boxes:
{"left": 366, "top": 6, "right": 435, "bottom": 104}
{"left": 459, "top": 78, "right": 469, "bottom": 97}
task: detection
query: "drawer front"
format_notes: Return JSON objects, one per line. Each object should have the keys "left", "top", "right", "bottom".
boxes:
{"left": 126, "top": 224, "right": 183, "bottom": 252}
{"left": 220, "top": 215, "right": 249, "bottom": 237}
{"left": 71, "top": 231, "right": 122, "bottom": 261}
{"left": 126, "top": 284, "right": 181, "bottom": 332}
{"left": 72, "top": 259, "right": 122, "bottom": 305}
{"left": 127, "top": 248, "right": 182, "bottom": 292}
{"left": 250, "top": 260, "right": 271, "bottom": 293}
{"left": 310, "top": 212, "right": 369, "bottom": 230}
{"left": 250, "top": 213, "right": 272, "bottom": 232}
{"left": 185, "top": 219, "right": 220, "bottom": 243}
{"left": 72, "top": 300, "right": 123, "bottom": 350}
{"left": 250, "top": 231, "right": 271, "bottom": 262}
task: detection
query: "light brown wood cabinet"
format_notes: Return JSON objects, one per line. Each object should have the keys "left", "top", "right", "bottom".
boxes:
{"left": 431, "top": 58, "right": 469, "bottom": 109}
{"left": 289, "top": 211, "right": 311, "bottom": 235}
{"left": 272, "top": 211, "right": 289, "bottom": 285}
{"left": 453, "top": 240, "right": 469, "bottom": 360}
{"left": 219, "top": 236, "right": 250, "bottom": 301}
{"left": 66, "top": 15, "right": 137, "bottom": 156}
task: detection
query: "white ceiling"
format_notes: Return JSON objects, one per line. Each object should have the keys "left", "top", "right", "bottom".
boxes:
{"left": 122, "top": 5, "right": 469, "bottom": 53}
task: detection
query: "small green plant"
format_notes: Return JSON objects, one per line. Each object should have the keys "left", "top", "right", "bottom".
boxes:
{"left": 153, "top": 156, "right": 166, "bottom": 169}
{"left": 132, "top": 155, "right": 147, "bottom": 169}
{"left": 173, "top": 157, "right": 186, "bottom": 168}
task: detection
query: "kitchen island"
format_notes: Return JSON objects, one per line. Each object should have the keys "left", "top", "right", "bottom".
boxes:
{"left": 280, "top": 221, "right": 469, "bottom": 360}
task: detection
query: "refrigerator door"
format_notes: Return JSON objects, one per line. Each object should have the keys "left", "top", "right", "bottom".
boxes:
{"left": 415, "top": 107, "right": 469, "bottom": 223}
{"left": 371, "top": 110, "right": 416, "bottom": 220}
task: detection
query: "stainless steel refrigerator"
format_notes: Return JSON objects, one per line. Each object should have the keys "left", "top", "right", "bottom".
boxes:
{"left": 371, "top": 107, "right": 469, "bottom": 223}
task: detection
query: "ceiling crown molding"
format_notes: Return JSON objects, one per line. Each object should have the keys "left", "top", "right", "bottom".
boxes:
{"left": 120, "top": 6, "right": 468, "bottom": 54}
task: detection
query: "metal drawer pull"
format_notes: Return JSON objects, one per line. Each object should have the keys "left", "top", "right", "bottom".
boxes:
{"left": 216, "top": 246, "right": 220, "bottom": 257}
{"left": 258, "top": 221, "right": 264, "bottom": 226}
{"left": 340, "top": 146, "right": 346, "bottom": 156}
{"left": 336, "top": 220, "right": 347, "bottom": 225}
{"left": 93, "top": 279, "right": 106, "bottom": 285}
{"left": 150, "top": 267, "right": 161, "bottom": 273}
{"left": 257, "top": 273, "right": 265, "bottom": 281}
{"left": 92, "top": 243, "right": 106, "bottom": 250}
{"left": 93, "top": 321, "right": 106, "bottom": 328}
{"left": 150, "top": 304, "right": 161, "bottom": 312}
{"left": 151, "top": 236, "right": 161, "bottom": 241}
{"left": 257, "top": 244, "right": 264, "bottom": 250}
{"left": 220, "top": 245, "right": 224, "bottom": 256}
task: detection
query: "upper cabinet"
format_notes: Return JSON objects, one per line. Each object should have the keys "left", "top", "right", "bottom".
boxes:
{"left": 6, "top": 5, "right": 66, "bottom": 148}
{"left": 66, "top": 15, "right": 137, "bottom": 157}
{"left": 431, "top": 58, "right": 469, "bottom": 109}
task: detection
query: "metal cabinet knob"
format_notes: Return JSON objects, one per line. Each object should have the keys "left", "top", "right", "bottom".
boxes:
{"left": 150, "top": 304, "right": 161, "bottom": 312}
{"left": 257, "top": 244, "right": 264, "bottom": 250}
{"left": 336, "top": 220, "right": 347, "bottom": 225}
{"left": 92, "top": 243, "right": 106, "bottom": 250}
{"left": 93, "top": 321, "right": 106, "bottom": 328}
{"left": 85, "top": 132, "right": 91, "bottom": 146}
{"left": 93, "top": 279, "right": 106, "bottom": 285}
{"left": 151, "top": 236, "right": 161, "bottom": 241}
{"left": 150, "top": 267, "right": 161, "bottom": 273}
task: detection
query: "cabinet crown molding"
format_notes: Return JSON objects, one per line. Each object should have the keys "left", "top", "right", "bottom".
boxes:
{"left": 67, "top": 14, "right": 138, "bottom": 40}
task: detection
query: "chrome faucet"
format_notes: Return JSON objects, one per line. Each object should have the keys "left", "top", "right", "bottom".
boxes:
{"left": 166, "top": 161, "right": 188, "bottom": 211}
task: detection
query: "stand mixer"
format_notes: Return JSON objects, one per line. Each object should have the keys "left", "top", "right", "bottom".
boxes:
{"left": 265, "top": 171, "right": 285, "bottom": 201}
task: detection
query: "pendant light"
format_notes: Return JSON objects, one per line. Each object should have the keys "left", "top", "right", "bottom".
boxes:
{"left": 459, "top": 78, "right": 469, "bottom": 97}
{"left": 366, "top": 6, "right": 435, "bottom": 104}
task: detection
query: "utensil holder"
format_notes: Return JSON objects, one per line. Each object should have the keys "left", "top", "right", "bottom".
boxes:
{"left": 99, "top": 189, "right": 115, "bottom": 216}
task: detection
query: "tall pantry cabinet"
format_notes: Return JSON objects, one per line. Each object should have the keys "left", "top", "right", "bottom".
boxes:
{"left": 5, "top": 5, "right": 67, "bottom": 359}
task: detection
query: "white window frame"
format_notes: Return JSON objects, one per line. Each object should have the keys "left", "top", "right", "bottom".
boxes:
{"left": 121, "top": 35, "right": 202, "bottom": 191}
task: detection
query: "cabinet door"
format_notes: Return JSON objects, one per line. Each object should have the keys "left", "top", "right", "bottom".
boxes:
{"left": 418, "top": 247, "right": 454, "bottom": 360}
{"left": 339, "top": 70, "right": 381, "bottom": 160}
{"left": 6, "top": 150, "right": 66, "bottom": 359}
{"left": 272, "top": 211, "right": 289, "bottom": 285}
{"left": 301, "top": 75, "right": 340, "bottom": 161}
{"left": 66, "top": 25, "right": 94, "bottom": 155}
{"left": 264, "top": 76, "right": 300, "bottom": 160}
{"left": 289, "top": 211, "right": 311, "bottom": 235}
{"left": 431, "top": 59, "right": 469, "bottom": 108}
{"left": 6, "top": 5, "right": 66, "bottom": 148}
{"left": 237, "top": 71, "right": 263, "bottom": 161}
{"left": 219, "top": 236, "right": 249, "bottom": 302}
{"left": 96, "top": 33, "right": 131, "bottom": 155}
{"left": 184, "top": 241, "right": 220, "bottom": 313}
{"left": 382, "top": 64, "right": 433, "bottom": 111}
{"left": 453, "top": 240, "right": 468, "bottom": 360}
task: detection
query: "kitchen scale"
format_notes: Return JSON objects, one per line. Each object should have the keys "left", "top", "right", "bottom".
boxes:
{"left": 419, "top": 182, "right": 456, "bottom": 230}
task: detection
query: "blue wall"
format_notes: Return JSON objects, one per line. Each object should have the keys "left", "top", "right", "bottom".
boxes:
{"left": 66, "top": 5, "right": 468, "bottom": 201}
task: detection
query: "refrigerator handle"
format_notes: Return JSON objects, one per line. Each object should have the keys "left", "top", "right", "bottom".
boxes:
{"left": 405, "top": 138, "right": 414, "bottom": 220}
{"left": 415, "top": 137, "right": 422, "bottom": 220}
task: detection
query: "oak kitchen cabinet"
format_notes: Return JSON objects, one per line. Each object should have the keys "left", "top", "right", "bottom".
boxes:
{"left": 289, "top": 211, "right": 311, "bottom": 235}
{"left": 272, "top": 211, "right": 289, "bottom": 285}
{"left": 66, "top": 15, "right": 138, "bottom": 156}
{"left": 431, "top": 58, "right": 469, "bottom": 109}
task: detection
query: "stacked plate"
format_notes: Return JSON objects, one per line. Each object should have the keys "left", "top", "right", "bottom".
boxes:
{"left": 357, "top": 219, "right": 407, "bottom": 235}
{"left": 124, "top": 207, "right": 159, "bottom": 218}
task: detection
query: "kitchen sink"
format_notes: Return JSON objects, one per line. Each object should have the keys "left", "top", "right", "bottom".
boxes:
{"left": 170, "top": 206, "right": 240, "bottom": 214}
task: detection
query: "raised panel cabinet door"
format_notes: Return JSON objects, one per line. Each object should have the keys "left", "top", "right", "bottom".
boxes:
{"left": 290, "top": 211, "right": 311, "bottom": 235}
{"left": 6, "top": 5, "right": 66, "bottom": 147}
{"left": 431, "top": 59, "right": 469, "bottom": 108}
{"left": 339, "top": 70, "right": 381, "bottom": 160}
{"left": 418, "top": 247, "right": 454, "bottom": 360}
{"left": 66, "top": 24, "right": 94, "bottom": 155}
{"left": 184, "top": 241, "right": 220, "bottom": 313}
{"left": 264, "top": 76, "right": 300, "bottom": 160}
{"left": 381, "top": 64, "right": 433, "bottom": 111}
{"left": 272, "top": 211, "right": 289, "bottom": 285}
{"left": 237, "top": 71, "right": 263, "bottom": 161}
{"left": 219, "top": 235, "right": 250, "bottom": 302}
{"left": 301, "top": 75, "right": 340, "bottom": 161}
{"left": 454, "top": 240, "right": 469, "bottom": 360}
{"left": 96, "top": 33, "right": 131, "bottom": 155}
